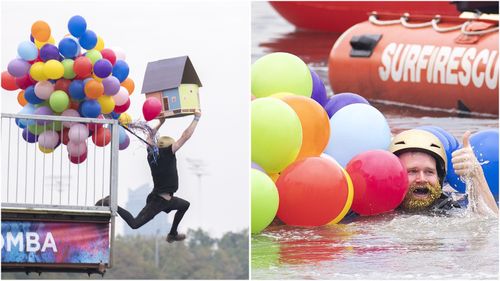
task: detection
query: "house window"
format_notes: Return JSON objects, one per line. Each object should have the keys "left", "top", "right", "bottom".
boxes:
{"left": 163, "top": 97, "right": 169, "bottom": 110}
{"left": 172, "top": 96, "right": 176, "bottom": 103}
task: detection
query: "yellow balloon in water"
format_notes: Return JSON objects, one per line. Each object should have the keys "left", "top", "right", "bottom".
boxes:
{"left": 34, "top": 35, "right": 55, "bottom": 49}
{"left": 94, "top": 36, "right": 105, "bottom": 51}
{"left": 43, "top": 60, "right": 64, "bottom": 79}
{"left": 118, "top": 112, "right": 132, "bottom": 126}
{"left": 30, "top": 62, "right": 47, "bottom": 81}
{"left": 97, "top": 95, "right": 115, "bottom": 114}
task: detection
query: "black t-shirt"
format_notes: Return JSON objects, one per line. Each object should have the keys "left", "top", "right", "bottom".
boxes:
{"left": 147, "top": 146, "right": 178, "bottom": 194}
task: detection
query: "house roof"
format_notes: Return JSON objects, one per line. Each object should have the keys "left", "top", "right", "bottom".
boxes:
{"left": 141, "top": 56, "right": 202, "bottom": 94}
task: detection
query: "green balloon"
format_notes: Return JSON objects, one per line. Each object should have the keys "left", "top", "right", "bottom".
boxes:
{"left": 251, "top": 98, "right": 302, "bottom": 173}
{"left": 47, "top": 120, "right": 63, "bottom": 131}
{"left": 49, "top": 90, "right": 69, "bottom": 113}
{"left": 62, "top": 59, "right": 76, "bottom": 79}
{"left": 251, "top": 169, "right": 279, "bottom": 234}
{"left": 28, "top": 124, "right": 46, "bottom": 135}
{"left": 85, "top": 49, "right": 103, "bottom": 64}
{"left": 252, "top": 52, "right": 312, "bottom": 98}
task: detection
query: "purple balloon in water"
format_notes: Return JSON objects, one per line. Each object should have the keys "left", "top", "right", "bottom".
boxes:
{"left": 93, "top": 59, "right": 113, "bottom": 78}
{"left": 310, "top": 69, "right": 328, "bottom": 107}
{"left": 324, "top": 92, "right": 369, "bottom": 118}
{"left": 22, "top": 128, "right": 38, "bottom": 143}
{"left": 40, "top": 44, "right": 60, "bottom": 62}
{"left": 119, "top": 135, "right": 130, "bottom": 150}
{"left": 7, "top": 58, "right": 31, "bottom": 77}
{"left": 102, "top": 76, "right": 120, "bottom": 96}
{"left": 251, "top": 162, "right": 265, "bottom": 172}
{"left": 34, "top": 106, "right": 54, "bottom": 125}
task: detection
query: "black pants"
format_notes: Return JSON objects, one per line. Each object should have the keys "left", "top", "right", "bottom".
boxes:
{"left": 118, "top": 193, "right": 190, "bottom": 235}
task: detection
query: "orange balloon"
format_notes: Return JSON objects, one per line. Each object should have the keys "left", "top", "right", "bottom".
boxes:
{"left": 31, "top": 20, "right": 51, "bottom": 42}
{"left": 17, "top": 90, "right": 28, "bottom": 106}
{"left": 84, "top": 80, "right": 104, "bottom": 99}
{"left": 121, "top": 78, "right": 135, "bottom": 95}
{"left": 281, "top": 95, "right": 330, "bottom": 161}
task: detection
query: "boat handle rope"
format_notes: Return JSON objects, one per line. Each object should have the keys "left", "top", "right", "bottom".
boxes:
{"left": 369, "top": 12, "right": 499, "bottom": 35}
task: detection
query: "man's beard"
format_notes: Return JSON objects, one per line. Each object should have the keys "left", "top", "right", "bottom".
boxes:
{"left": 401, "top": 182, "right": 442, "bottom": 211}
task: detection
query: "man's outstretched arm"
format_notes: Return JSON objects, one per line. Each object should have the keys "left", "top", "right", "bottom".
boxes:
{"left": 172, "top": 110, "right": 201, "bottom": 153}
{"left": 147, "top": 117, "right": 166, "bottom": 145}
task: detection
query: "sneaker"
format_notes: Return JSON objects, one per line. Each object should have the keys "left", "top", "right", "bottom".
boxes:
{"left": 166, "top": 233, "right": 186, "bottom": 243}
{"left": 95, "top": 195, "right": 110, "bottom": 206}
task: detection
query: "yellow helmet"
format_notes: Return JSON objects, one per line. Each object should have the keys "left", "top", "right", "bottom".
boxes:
{"left": 158, "top": 136, "right": 175, "bottom": 148}
{"left": 390, "top": 129, "right": 447, "bottom": 185}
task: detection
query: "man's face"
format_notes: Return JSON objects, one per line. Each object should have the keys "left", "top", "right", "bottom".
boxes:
{"left": 398, "top": 151, "right": 442, "bottom": 211}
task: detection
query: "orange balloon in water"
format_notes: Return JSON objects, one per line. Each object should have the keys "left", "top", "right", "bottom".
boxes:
{"left": 121, "top": 78, "right": 135, "bottom": 95}
{"left": 17, "top": 90, "right": 28, "bottom": 106}
{"left": 280, "top": 95, "right": 330, "bottom": 161}
{"left": 84, "top": 79, "right": 104, "bottom": 99}
{"left": 31, "top": 20, "right": 51, "bottom": 42}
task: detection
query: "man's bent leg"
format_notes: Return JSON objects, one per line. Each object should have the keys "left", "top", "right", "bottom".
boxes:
{"left": 167, "top": 197, "right": 190, "bottom": 236}
{"left": 118, "top": 197, "right": 164, "bottom": 229}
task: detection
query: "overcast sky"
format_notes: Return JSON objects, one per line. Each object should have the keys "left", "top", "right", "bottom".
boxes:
{"left": 1, "top": 0, "right": 250, "bottom": 237}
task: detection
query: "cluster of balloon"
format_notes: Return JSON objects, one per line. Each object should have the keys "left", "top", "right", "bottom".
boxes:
{"left": 251, "top": 52, "right": 355, "bottom": 232}
{"left": 2, "top": 15, "right": 134, "bottom": 164}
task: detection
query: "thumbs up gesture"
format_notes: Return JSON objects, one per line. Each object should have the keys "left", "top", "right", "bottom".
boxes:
{"left": 451, "top": 131, "right": 481, "bottom": 177}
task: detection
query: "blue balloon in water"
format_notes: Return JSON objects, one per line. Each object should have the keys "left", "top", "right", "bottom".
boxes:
{"left": 68, "top": 15, "right": 87, "bottom": 38}
{"left": 324, "top": 103, "right": 391, "bottom": 167}
{"left": 309, "top": 69, "right": 328, "bottom": 107}
{"left": 112, "top": 60, "right": 129, "bottom": 82}
{"left": 417, "top": 126, "right": 455, "bottom": 183}
{"left": 447, "top": 130, "right": 498, "bottom": 199}
{"left": 324, "top": 92, "right": 369, "bottom": 118}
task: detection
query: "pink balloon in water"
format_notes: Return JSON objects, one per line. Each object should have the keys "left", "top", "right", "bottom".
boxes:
{"left": 142, "top": 97, "right": 162, "bottom": 121}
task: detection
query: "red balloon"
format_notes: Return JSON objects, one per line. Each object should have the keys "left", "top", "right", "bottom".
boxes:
{"left": 87, "top": 114, "right": 104, "bottom": 132}
{"left": 2, "top": 71, "right": 19, "bottom": 91}
{"left": 69, "top": 151, "right": 87, "bottom": 164}
{"left": 73, "top": 56, "right": 93, "bottom": 78}
{"left": 61, "top": 128, "right": 70, "bottom": 145}
{"left": 276, "top": 157, "right": 350, "bottom": 226}
{"left": 101, "top": 48, "right": 117, "bottom": 65}
{"left": 113, "top": 98, "right": 130, "bottom": 114}
{"left": 54, "top": 79, "right": 71, "bottom": 93}
{"left": 92, "top": 127, "right": 111, "bottom": 147}
{"left": 142, "top": 97, "right": 162, "bottom": 121}
{"left": 346, "top": 149, "right": 409, "bottom": 216}
{"left": 15, "top": 74, "right": 35, "bottom": 90}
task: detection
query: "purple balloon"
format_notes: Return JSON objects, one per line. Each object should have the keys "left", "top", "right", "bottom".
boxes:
{"left": 40, "top": 44, "right": 60, "bottom": 62}
{"left": 102, "top": 76, "right": 121, "bottom": 96}
{"left": 7, "top": 58, "right": 31, "bottom": 77}
{"left": 310, "top": 69, "right": 328, "bottom": 107}
{"left": 93, "top": 59, "right": 113, "bottom": 78}
{"left": 119, "top": 134, "right": 130, "bottom": 150}
{"left": 22, "top": 128, "right": 38, "bottom": 143}
{"left": 34, "top": 106, "right": 54, "bottom": 125}
{"left": 324, "top": 92, "right": 369, "bottom": 118}
{"left": 251, "top": 162, "right": 265, "bottom": 172}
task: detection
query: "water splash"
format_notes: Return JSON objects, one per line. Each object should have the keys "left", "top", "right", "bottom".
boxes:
{"left": 125, "top": 121, "right": 160, "bottom": 162}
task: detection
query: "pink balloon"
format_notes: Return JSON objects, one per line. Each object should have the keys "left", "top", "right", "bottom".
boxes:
{"left": 61, "top": 109, "right": 80, "bottom": 128}
{"left": 68, "top": 123, "right": 89, "bottom": 142}
{"left": 67, "top": 141, "right": 87, "bottom": 157}
{"left": 34, "top": 81, "right": 54, "bottom": 100}
{"left": 346, "top": 149, "right": 409, "bottom": 216}
{"left": 142, "top": 97, "right": 162, "bottom": 121}
{"left": 69, "top": 151, "right": 87, "bottom": 164}
{"left": 38, "top": 131, "right": 60, "bottom": 149}
{"left": 112, "top": 86, "right": 129, "bottom": 106}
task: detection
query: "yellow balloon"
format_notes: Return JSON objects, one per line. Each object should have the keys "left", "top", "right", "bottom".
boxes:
{"left": 39, "top": 144, "right": 54, "bottom": 154}
{"left": 92, "top": 73, "right": 103, "bottom": 82}
{"left": 97, "top": 95, "right": 115, "bottom": 114}
{"left": 43, "top": 60, "right": 64, "bottom": 79}
{"left": 328, "top": 167, "right": 354, "bottom": 225}
{"left": 94, "top": 36, "right": 105, "bottom": 51}
{"left": 118, "top": 112, "right": 132, "bottom": 126}
{"left": 34, "top": 35, "right": 55, "bottom": 49}
{"left": 30, "top": 62, "right": 47, "bottom": 81}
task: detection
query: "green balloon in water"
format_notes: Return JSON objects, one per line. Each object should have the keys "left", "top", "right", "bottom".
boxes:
{"left": 49, "top": 90, "right": 69, "bottom": 113}
{"left": 252, "top": 52, "right": 312, "bottom": 98}
{"left": 251, "top": 169, "right": 279, "bottom": 234}
{"left": 251, "top": 98, "right": 302, "bottom": 174}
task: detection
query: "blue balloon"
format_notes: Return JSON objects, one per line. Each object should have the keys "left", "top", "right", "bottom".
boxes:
{"left": 22, "top": 128, "right": 38, "bottom": 143}
{"left": 17, "top": 41, "right": 38, "bottom": 61}
{"left": 24, "top": 86, "right": 44, "bottom": 104}
{"left": 59, "top": 37, "right": 79, "bottom": 58}
{"left": 309, "top": 69, "right": 328, "bottom": 107}
{"left": 112, "top": 60, "right": 129, "bottom": 82}
{"left": 68, "top": 15, "right": 87, "bottom": 38}
{"left": 69, "top": 80, "right": 86, "bottom": 100}
{"left": 16, "top": 104, "right": 36, "bottom": 127}
{"left": 324, "top": 93, "right": 369, "bottom": 118}
{"left": 417, "top": 126, "right": 455, "bottom": 184}
{"left": 78, "top": 29, "right": 97, "bottom": 50}
{"left": 118, "top": 126, "right": 127, "bottom": 144}
{"left": 110, "top": 112, "right": 121, "bottom": 119}
{"left": 80, "top": 100, "right": 101, "bottom": 118}
{"left": 447, "top": 130, "right": 499, "bottom": 199}
{"left": 324, "top": 103, "right": 391, "bottom": 167}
